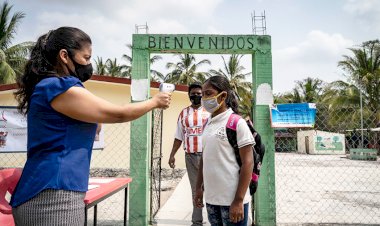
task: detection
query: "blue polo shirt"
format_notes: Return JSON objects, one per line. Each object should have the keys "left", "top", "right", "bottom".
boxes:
{"left": 10, "top": 76, "right": 97, "bottom": 208}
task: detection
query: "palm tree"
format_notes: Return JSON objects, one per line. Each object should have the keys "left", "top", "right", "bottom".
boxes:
{"left": 337, "top": 40, "right": 380, "bottom": 124}
{"left": 0, "top": 2, "right": 33, "bottom": 84}
{"left": 0, "top": 2, "right": 24, "bottom": 50}
{"left": 122, "top": 44, "right": 163, "bottom": 81}
{"left": 209, "top": 54, "right": 252, "bottom": 118}
{"left": 320, "top": 80, "right": 375, "bottom": 130}
{"left": 209, "top": 54, "right": 252, "bottom": 101}
{"left": 94, "top": 56, "right": 107, "bottom": 75}
{"left": 149, "top": 54, "right": 165, "bottom": 82}
{"left": 274, "top": 89, "right": 302, "bottom": 104}
{"left": 0, "top": 49, "right": 15, "bottom": 83}
{"left": 238, "top": 90, "right": 253, "bottom": 119}
{"left": 105, "top": 58, "right": 129, "bottom": 77}
{"left": 295, "top": 77, "right": 325, "bottom": 103}
{"left": 276, "top": 77, "right": 325, "bottom": 104}
{"left": 165, "top": 54, "right": 211, "bottom": 85}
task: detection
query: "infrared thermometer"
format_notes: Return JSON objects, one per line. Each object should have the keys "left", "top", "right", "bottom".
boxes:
{"left": 159, "top": 83, "right": 175, "bottom": 93}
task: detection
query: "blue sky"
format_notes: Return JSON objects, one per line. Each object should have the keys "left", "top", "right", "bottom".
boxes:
{"left": 11, "top": 0, "right": 380, "bottom": 93}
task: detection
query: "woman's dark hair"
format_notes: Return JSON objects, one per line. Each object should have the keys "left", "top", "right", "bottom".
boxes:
{"left": 204, "top": 76, "right": 240, "bottom": 114}
{"left": 14, "top": 27, "right": 91, "bottom": 114}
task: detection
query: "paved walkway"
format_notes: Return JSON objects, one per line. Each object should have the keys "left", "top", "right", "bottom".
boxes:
{"left": 155, "top": 172, "right": 210, "bottom": 226}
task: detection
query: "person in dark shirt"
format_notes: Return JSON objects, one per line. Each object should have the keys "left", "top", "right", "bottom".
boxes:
{"left": 351, "top": 129, "right": 359, "bottom": 148}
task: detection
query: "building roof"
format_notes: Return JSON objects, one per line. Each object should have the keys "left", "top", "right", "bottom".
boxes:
{"left": 0, "top": 75, "right": 189, "bottom": 92}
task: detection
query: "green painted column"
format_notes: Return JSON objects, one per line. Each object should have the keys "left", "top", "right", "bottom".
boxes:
{"left": 252, "top": 50, "right": 276, "bottom": 226}
{"left": 129, "top": 48, "right": 152, "bottom": 226}
{"left": 129, "top": 33, "right": 273, "bottom": 225}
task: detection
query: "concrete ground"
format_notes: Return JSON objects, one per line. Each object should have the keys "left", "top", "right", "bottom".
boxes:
{"left": 275, "top": 153, "right": 380, "bottom": 225}
{"left": 155, "top": 173, "right": 211, "bottom": 226}
{"left": 86, "top": 153, "right": 380, "bottom": 225}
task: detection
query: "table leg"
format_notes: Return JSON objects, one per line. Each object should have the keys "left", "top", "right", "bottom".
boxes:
{"left": 124, "top": 187, "right": 128, "bottom": 226}
{"left": 84, "top": 208, "right": 88, "bottom": 226}
{"left": 94, "top": 205, "right": 97, "bottom": 226}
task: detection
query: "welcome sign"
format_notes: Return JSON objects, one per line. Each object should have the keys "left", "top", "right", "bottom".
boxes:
{"left": 133, "top": 34, "right": 271, "bottom": 54}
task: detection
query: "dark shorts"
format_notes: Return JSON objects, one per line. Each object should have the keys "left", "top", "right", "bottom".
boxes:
{"left": 206, "top": 202, "right": 249, "bottom": 226}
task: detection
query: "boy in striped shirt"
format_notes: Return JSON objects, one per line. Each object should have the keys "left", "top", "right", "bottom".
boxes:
{"left": 169, "top": 83, "right": 210, "bottom": 226}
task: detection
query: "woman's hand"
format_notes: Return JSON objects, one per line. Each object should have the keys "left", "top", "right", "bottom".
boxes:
{"left": 229, "top": 199, "right": 244, "bottom": 223}
{"left": 152, "top": 92, "right": 171, "bottom": 109}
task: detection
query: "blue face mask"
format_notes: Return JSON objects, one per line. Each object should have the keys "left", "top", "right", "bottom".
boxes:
{"left": 201, "top": 92, "right": 225, "bottom": 113}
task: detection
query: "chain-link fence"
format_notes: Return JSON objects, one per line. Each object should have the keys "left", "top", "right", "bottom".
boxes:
{"left": 0, "top": 107, "right": 171, "bottom": 225}
{"left": 3, "top": 102, "right": 379, "bottom": 225}
{"left": 150, "top": 109, "right": 163, "bottom": 221}
{"left": 86, "top": 122, "right": 131, "bottom": 225}
{"left": 275, "top": 104, "right": 380, "bottom": 225}
{"left": 0, "top": 122, "right": 132, "bottom": 225}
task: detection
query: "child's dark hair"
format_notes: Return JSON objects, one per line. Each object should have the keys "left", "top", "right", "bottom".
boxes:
{"left": 188, "top": 82, "right": 202, "bottom": 94}
{"left": 14, "top": 27, "right": 91, "bottom": 115}
{"left": 204, "top": 76, "right": 240, "bottom": 114}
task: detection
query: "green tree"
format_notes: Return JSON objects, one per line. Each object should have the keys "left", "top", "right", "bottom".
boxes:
{"left": 238, "top": 90, "right": 253, "bottom": 119}
{"left": 105, "top": 58, "right": 129, "bottom": 77}
{"left": 0, "top": 2, "right": 33, "bottom": 84}
{"left": 122, "top": 44, "right": 163, "bottom": 81}
{"left": 94, "top": 56, "right": 107, "bottom": 75}
{"left": 276, "top": 77, "right": 325, "bottom": 104}
{"left": 209, "top": 54, "right": 252, "bottom": 100}
{"left": 209, "top": 54, "right": 252, "bottom": 118}
{"left": 165, "top": 54, "right": 210, "bottom": 85}
{"left": 337, "top": 40, "right": 380, "bottom": 124}
{"left": 274, "top": 89, "right": 302, "bottom": 103}
{"left": 0, "top": 49, "right": 15, "bottom": 83}
{"left": 94, "top": 56, "right": 131, "bottom": 78}
{"left": 322, "top": 80, "right": 374, "bottom": 130}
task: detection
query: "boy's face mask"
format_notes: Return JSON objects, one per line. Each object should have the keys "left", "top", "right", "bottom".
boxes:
{"left": 189, "top": 95, "right": 202, "bottom": 105}
{"left": 201, "top": 92, "right": 225, "bottom": 113}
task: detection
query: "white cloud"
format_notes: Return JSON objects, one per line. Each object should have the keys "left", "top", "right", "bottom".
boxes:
{"left": 343, "top": 0, "right": 380, "bottom": 32}
{"left": 343, "top": 0, "right": 380, "bottom": 14}
{"left": 149, "top": 19, "right": 188, "bottom": 34}
{"left": 25, "top": 0, "right": 224, "bottom": 61}
{"left": 35, "top": 11, "right": 132, "bottom": 60}
{"left": 273, "top": 30, "right": 354, "bottom": 93}
{"left": 133, "top": 0, "right": 222, "bottom": 18}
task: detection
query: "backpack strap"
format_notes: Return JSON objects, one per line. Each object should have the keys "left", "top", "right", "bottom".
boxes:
{"left": 226, "top": 113, "right": 242, "bottom": 166}
{"left": 226, "top": 113, "right": 241, "bottom": 131}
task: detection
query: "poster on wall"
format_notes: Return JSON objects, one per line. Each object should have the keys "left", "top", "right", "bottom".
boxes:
{"left": 314, "top": 132, "right": 345, "bottom": 153}
{"left": 270, "top": 103, "right": 316, "bottom": 128}
{"left": 0, "top": 107, "right": 104, "bottom": 153}
{"left": 0, "top": 107, "right": 27, "bottom": 152}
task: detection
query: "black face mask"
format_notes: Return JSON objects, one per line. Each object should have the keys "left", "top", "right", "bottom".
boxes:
{"left": 69, "top": 57, "right": 93, "bottom": 82}
{"left": 190, "top": 95, "right": 202, "bottom": 105}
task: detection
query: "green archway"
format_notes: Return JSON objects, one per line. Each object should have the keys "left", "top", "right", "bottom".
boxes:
{"left": 130, "top": 34, "right": 276, "bottom": 226}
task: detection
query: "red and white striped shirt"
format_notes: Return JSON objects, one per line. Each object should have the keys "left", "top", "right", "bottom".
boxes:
{"left": 175, "top": 106, "right": 210, "bottom": 153}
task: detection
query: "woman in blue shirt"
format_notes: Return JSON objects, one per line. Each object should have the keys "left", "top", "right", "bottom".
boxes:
{"left": 11, "top": 27, "right": 171, "bottom": 226}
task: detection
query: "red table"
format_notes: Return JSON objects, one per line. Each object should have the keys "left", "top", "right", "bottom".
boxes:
{"left": 84, "top": 177, "right": 132, "bottom": 226}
